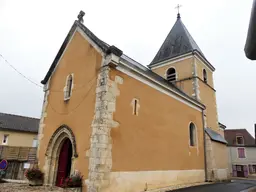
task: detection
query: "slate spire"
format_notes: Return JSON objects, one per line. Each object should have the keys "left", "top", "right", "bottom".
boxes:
{"left": 150, "top": 14, "right": 204, "bottom": 65}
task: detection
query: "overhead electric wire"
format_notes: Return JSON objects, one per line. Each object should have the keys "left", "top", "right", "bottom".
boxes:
{"left": 0, "top": 53, "right": 102, "bottom": 93}
{"left": 48, "top": 75, "right": 97, "bottom": 115}
{"left": 0, "top": 54, "right": 43, "bottom": 88}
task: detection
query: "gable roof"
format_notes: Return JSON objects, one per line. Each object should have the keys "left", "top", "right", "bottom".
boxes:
{"left": 205, "top": 127, "right": 227, "bottom": 144}
{"left": 0, "top": 113, "right": 39, "bottom": 133}
{"left": 41, "top": 21, "right": 122, "bottom": 85}
{"left": 224, "top": 129, "right": 255, "bottom": 146}
{"left": 41, "top": 15, "right": 205, "bottom": 110}
{"left": 149, "top": 14, "right": 205, "bottom": 66}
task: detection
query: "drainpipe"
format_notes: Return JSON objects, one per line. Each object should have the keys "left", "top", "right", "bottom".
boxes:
{"left": 202, "top": 109, "right": 208, "bottom": 181}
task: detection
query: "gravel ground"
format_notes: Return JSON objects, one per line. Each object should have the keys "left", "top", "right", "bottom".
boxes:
{"left": 0, "top": 183, "right": 73, "bottom": 192}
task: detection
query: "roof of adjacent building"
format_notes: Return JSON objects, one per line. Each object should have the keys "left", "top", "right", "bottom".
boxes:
{"left": 224, "top": 129, "right": 255, "bottom": 146}
{"left": 41, "top": 13, "right": 205, "bottom": 110}
{"left": 205, "top": 127, "right": 227, "bottom": 144}
{"left": 0, "top": 113, "right": 39, "bottom": 133}
{"left": 149, "top": 14, "right": 205, "bottom": 66}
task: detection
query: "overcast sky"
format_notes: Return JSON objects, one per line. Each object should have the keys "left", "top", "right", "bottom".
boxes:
{"left": 0, "top": 0, "right": 256, "bottom": 136}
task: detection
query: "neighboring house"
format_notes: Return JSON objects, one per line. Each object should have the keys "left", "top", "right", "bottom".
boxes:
{"left": 37, "top": 11, "right": 228, "bottom": 192}
{"left": 224, "top": 128, "right": 256, "bottom": 177}
{"left": 0, "top": 112, "right": 39, "bottom": 147}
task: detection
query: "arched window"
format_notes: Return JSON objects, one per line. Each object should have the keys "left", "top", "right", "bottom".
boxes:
{"left": 203, "top": 69, "right": 207, "bottom": 83}
{"left": 166, "top": 68, "right": 176, "bottom": 82}
{"left": 65, "top": 74, "right": 73, "bottom": 100}
{"left": 189, "top": 123, "right": 196, "bottom": 146}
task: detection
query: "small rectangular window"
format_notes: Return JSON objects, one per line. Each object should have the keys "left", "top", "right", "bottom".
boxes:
{"left": 32, "top": 139, "right": 38, "bottom": 147}
{"left": 238, "top": 148, "right": 245, "bottom": 158}
{"left": 134, "top": 100, "right": 137, "bottom": 115}
{"left": 2, "top": 134, "right": 8, "bottom": 145}
{"left": 236, "top": 136, "right": 244, "bottom": 145}
{"left": 132, "top": 98, "right": 139, "bottom": 116}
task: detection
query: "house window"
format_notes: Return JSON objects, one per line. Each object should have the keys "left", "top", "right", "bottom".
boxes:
{"left": 237, "top": 165, "right": 242, "bottom": 171}
{"left": 166, "top": 68, "right": 176, "bottom": 82}
{"left": 32, "top": 138, "right": 38, "bottom": 147}
{"left": 236, "top": 136, "right": 244, "bottom": 145}
{"left": 203, "top": 69, "right": 207, "bottom": 83}
{"left": 132, "top": 98, "right": 140, "bottom": 116}
{"left": 64, "top": 74, "right": 73, "bottom": 100}
{"left": 189, "top": 123, "right": 196, "bottom": 146}
{"left": 253, "top": 165, "right": 256, "bottom": 173}
{"left": 2, "top": 134, "right": 8, "bottom": 145}
{"left": 237, "top": 148, "right": 245, "bottom": 158}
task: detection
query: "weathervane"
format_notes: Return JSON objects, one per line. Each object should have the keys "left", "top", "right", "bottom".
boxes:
{"left": 175, "top": 4, "right": 182, "bottom": 19}
{"left": 77, "top": 10, "right": 85, "bottom": 23}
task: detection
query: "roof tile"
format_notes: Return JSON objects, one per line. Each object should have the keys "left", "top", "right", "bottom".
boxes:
{"left": 224, "top": 129, "right": 255, "bottom": 146}
{"left": 0, "top": 113, "right": 39, "bottom": 133}
{"left": 150, "top": 15, "right": 204, "bottom": 65}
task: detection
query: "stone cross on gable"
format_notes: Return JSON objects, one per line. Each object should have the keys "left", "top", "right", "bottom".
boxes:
{"left": 77, "top": 10, "right": 85, "bottom": 23}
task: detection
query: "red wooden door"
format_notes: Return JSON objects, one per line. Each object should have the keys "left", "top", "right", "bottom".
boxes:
{"left": 56, "top": 139, "right": 71, "bottom": 186}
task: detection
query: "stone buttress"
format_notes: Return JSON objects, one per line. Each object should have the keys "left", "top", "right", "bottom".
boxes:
{"left": 85, "top": 64, "right": 123, "bottom": 192}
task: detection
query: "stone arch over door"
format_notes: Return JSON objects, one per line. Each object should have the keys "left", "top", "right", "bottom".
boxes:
{"left": 44, "top": 124, "right": 78, "bottom": 186}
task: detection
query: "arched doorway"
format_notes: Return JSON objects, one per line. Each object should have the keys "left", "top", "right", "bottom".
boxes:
{"left": 44, "top": 125, "right": 78, "bottom": 186}
{"left": 56, "top": 138, "right": 73, "bottom": 186}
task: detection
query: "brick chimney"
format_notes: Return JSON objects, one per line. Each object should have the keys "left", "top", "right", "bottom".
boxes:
{"left": 255, "top": 124, "right": 256, "bottom": 144}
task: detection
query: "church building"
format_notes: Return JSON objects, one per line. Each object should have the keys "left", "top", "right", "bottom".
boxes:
{"left": 37, "top": 10, "right": 229, "bottom": 192}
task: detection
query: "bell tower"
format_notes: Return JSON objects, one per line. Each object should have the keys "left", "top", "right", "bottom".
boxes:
{"left": 148, "top": 13, "right": 219, "bottom": 132}
{"left": 148, "top": 11, "right": 229, "bottom": 181}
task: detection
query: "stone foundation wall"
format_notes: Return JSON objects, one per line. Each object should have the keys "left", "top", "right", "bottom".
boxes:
{"left": 205, "top": 134, "right": 228, "bottom": 181}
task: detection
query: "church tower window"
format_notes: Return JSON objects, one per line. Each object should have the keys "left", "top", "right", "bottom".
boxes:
{"left": 166, "top": 68, "right": 176, "bottom": 82}
{"left": 203, "top": 69, "right": 207, "bottom": 83}
{"left": 189, "top": 122, "right": 196, "bottom": 146}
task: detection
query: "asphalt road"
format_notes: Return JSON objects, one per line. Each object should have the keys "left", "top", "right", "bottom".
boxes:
{"left": 169, "top": 180, "right": 256, "bottom": 192}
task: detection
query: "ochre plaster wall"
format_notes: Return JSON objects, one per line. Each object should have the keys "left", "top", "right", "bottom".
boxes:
{"left": 196, "top": 58, "right": 219, "bottom": 131}
{"left": 38, "top": 31, "right": 102, "bottom": 182}
{"left": 198, "top": 81, "right": 218, "bottom": 131}
{"left": 0, "top": 130, "right": 37, "bottom": 147}
{"left": 176, "top": 79, "right": 194, "bottom": 98}
{"left": 212, "top": 142, "right": 228, "bottom": 169}
{"left": 109, "top": 68, "right": 205, "bottom": 172}
{"left": 196, "top": 58, "right": 214, "bottom": 88}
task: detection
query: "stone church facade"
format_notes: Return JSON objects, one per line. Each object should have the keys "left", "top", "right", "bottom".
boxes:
{"left": 37, "top": 11, "right": 229, "bottom": 192}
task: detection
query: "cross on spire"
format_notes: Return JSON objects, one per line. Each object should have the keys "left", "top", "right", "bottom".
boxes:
{"left": 175, "top": 4, "right": 182, "bottom": 19}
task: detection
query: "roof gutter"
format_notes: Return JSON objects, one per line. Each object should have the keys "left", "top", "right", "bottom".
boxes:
{"left": 148, "top": 50, "right": 215, "bottom": 72}
{"left": 114, "top": 59, "right": 205, "bottom": 110}
{"left": 193, "top": 50, "right": 215, "bottom": 72}
{"left": 0, "top": 127, "right": 38, "bottom": 134}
